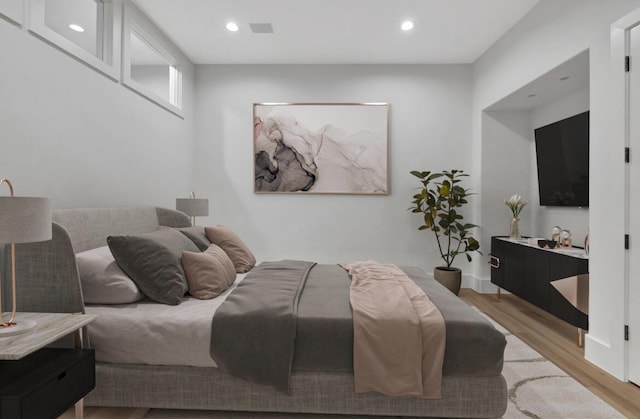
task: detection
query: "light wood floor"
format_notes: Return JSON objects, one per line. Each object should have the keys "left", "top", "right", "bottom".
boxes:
{"left": 459, "top": 289, "right": 640, "bottom": 418}
{"left": 62, "top": 290, "right": 640, "bottom": 418}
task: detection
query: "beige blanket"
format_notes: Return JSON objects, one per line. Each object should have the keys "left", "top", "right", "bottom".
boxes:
{"left": 340, "top": 261, "right": 446, "bottom": 399}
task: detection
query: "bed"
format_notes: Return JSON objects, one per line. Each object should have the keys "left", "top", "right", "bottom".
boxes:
{"left": 8, "top": 206, "right": 507, "bottom": 418}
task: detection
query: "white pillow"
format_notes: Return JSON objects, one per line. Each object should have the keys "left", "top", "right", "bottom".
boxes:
{"left": 76, "top": 246, "right": 145, "bottom": 304}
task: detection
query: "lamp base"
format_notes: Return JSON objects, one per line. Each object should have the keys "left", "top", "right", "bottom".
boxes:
{"left": 0, "top": 319, "right": 37, "bottom": 337}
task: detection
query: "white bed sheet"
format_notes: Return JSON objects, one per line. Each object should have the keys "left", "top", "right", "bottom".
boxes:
{"left": 85, "top": 274, "right": 246, "bottom": 367}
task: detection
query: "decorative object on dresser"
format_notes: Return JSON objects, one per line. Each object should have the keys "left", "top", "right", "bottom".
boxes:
{"left": 537, "top": 239, "right": 558, "bottom": 249}
{"left": 504, "top": 194, "right": 528, "bottom": 239}
{"left": 0, "top": 178, "right": 52, "bottom": 336}
{"left": 551, "top": 225, "right": 562, "bottom": 243}
{"left": 559, "top": 229, "right": 573, "bottom": 248}
{"left": 489, "top": 236, "right": 588, "bottom": 345}
{"left": 409, "top": 170, "right": 481, "bottom": 295}
{"left": 584, "top": 231, "right": 590, "bottom": 255}
{"left": 176, "top": 191, "right": 209, "bottom": 226}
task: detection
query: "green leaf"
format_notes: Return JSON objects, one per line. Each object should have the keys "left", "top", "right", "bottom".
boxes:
{"left": 410, "top": 170, "right": 425, "bottom": 179}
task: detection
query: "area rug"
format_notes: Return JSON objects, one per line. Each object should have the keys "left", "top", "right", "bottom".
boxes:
{"left": 144, "top": 315, "right": 622, "bottom": 419}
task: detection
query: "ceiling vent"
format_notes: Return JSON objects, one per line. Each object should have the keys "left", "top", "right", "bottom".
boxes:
{"left": 249, "top": 23, "right": 274, "bottom": 34}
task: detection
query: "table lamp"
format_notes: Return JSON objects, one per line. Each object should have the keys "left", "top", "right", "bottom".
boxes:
{"left": 176, "top": 191, "right": 209, "bottom": 226}
{"left": 0, "top": 178, "right": 52, "bottom": 337}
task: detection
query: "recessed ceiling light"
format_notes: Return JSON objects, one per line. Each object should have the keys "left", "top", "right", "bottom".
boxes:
{"left": 401, "top": 21, "right": 414, "bottom": 31}
{"left": 226, "top": 22, "right": 239, "bottom": 32}
{"left": 68, "top": 24, "right": 85, "bottom": 33}
{"left": 560, "top": 76, "right": 570, "bottom": 81}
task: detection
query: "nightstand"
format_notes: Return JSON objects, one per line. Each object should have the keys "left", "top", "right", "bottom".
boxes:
{"left": 0, "top": 313, "right": 96, "bottom": 419}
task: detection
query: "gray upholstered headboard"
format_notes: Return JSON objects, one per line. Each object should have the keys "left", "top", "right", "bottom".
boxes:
{"left": 52, "top": 206, "right": 190, "bottom": 253}
{"left": 2, "top": 206, "right": 190, "bottom": 314}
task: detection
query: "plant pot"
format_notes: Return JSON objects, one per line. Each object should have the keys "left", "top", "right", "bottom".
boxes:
{"left": 433, "top": 266, "right": 462, "bottom": 295}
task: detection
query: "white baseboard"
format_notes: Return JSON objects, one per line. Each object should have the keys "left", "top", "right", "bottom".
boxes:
{"left": 426, "top": 272, "right": 504, "bottom": 295}
{"left": 585, "top": 334, "right": 626, "bottom": 381}
{"left": 462, "top": 275, "right": 503, "bottom": 294}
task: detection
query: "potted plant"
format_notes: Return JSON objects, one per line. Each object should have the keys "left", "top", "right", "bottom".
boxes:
{"left": 409, "top": 169, "right": 481, "bottom": 295}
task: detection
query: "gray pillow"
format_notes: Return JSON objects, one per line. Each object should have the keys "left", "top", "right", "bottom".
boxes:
{"left": 107, "top": 227, "right": 200, "bottom": 305}
{"left": 76, "top": 246, "right": 144, "bottom": 304}
{"left": 177, "top": 226, "right": 211, "bottom": 251}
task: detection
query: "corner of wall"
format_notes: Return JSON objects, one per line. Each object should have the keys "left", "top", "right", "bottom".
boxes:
{"left": 585, "top": 334, "right": 626, "bottom": 380}
{"left": 462, "top": 274, "right": 499, "bottom": 294}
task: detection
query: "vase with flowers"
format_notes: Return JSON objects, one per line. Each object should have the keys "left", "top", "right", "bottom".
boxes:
{"left": 504, "top": 194, "right": 528, "bottom": 239}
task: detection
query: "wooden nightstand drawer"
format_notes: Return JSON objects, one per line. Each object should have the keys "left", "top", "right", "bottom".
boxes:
{"left": 0, "top": 348, "right": 95, "bottom": 419}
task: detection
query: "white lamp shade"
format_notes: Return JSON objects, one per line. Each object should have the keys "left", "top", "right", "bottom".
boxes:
{"left": 0, "top": 197, "right": 52, "bottom": 244}
{"left": 176, "top": 198, "right": 209, "bottom": 217}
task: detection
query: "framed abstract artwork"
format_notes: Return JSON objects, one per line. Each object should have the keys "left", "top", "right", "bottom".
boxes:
{"left": 253, "top": 103, "right": 389, "bottom": 194}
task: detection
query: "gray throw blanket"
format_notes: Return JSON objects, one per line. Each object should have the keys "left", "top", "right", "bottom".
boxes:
{"left": 209, "top": 260, "right": 316, "bottom": 393}
{"left": 210, "top": 261, "right": 506, "bottom": 395}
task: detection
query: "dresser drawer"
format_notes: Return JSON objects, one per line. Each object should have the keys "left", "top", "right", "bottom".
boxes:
{"left": 0, "top": 348, "right": 95, "bottom": 419}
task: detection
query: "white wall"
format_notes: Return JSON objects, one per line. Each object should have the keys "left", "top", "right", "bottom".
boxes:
{"left": 531, "top": 86, "right": 589, "bottom": 243}
{"left": 0, "top": 17, "right": 195, "bottom": 209}
{"left": 193, "top": 65, "right": 476, "bottom": 277}
{"left": 478, "top": 110, "right": 533, "bottom": 285}
{"left": 473, "top": 0, "right": 640, "bottom": 379}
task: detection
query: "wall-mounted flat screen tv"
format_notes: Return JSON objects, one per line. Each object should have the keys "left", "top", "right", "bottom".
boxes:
{"left": 534, "top": 111, "right": 589, "bottom": 207}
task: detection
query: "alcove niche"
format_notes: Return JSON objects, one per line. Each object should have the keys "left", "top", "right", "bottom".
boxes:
{"left": 479, "top": 50, "right": 590, "bottom": 281}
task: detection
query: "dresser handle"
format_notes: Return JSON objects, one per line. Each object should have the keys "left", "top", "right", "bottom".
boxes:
{"left": 488, "top": 254, "right": 500, "bottom": 269}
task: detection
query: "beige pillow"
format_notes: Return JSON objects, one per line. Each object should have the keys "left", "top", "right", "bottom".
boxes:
{"left": 205, "top": 226, "right": 256, "bottom": 273}
{"left": 182, "top": 244, "right": 236, "bottom": 299}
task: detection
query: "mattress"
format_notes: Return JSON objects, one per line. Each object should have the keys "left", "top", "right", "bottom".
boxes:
{"left": 87, "top": 263, "right": 505, "bottom": 379}
{"left": 85, "top": 274, "right": 246, "bottom": 368}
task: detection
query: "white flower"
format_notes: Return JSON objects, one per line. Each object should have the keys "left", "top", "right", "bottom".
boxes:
{"left": 504, "top": 194, "right": 528, "bottom": 218}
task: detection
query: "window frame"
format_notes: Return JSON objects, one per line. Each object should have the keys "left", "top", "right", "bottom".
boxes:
{"left": 122, "top": 2, "right": 184, "bottom": 117}
{"left": 0, "top": 0, "right": 23, "bottom": 24}
{"left": 27, "top": 0, "right": 121, "bottom": 80}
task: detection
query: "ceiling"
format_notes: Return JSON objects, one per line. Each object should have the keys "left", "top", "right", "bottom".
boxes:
{"left": 132, "top": 0, "right": 540, "bottom": 65}
{"left": 486, "top": 50, "right": 589, "bottom": 111}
